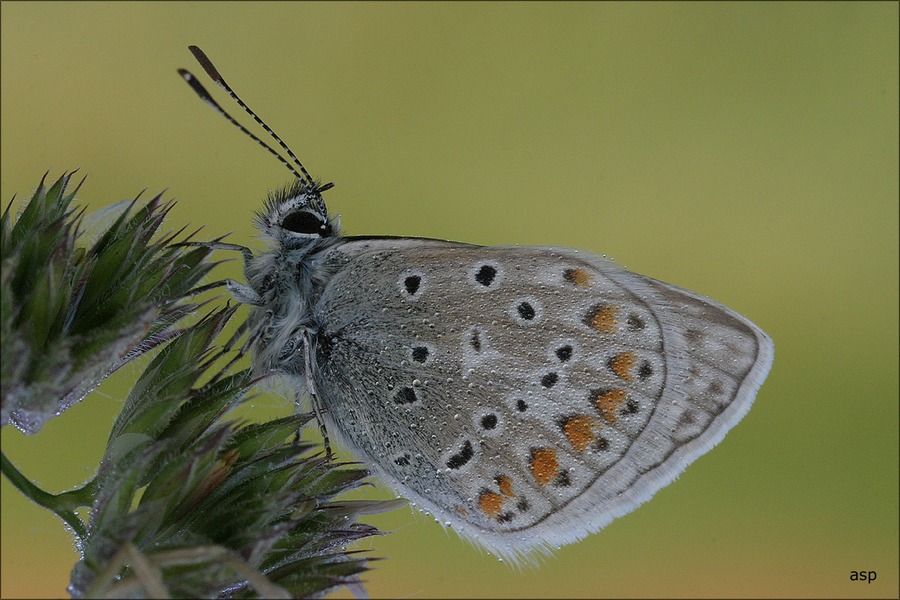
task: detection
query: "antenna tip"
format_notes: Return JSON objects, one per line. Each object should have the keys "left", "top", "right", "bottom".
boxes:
{"left": 187, "top": 45, "right": 223, "bottom": 83}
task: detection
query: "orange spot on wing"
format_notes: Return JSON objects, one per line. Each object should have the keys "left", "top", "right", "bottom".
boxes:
{"left": 478, "top": 491, "right": 505, "bottom": 518}
{"left": 564, "top": 268, "right": 593, "bottom": 287}
{"left": 529, "top": 448, "right": 559, "bottom": 487}
{"left": 609, "top": 351, "right": 636, "bottom": 381}
{"left": 594, "top": 389, "right": 627, "bottom": 424}
{"left": 496, "top": 475, "right": 515, "bottom": 497}
{"left": 563, "top": 415, "right": 597, "bottom": 452}
{"left": 588, "top": 305, "right": 618, "bottom": 333}
{"left": 455, "top": 505, "right": 469, "bottom": 518}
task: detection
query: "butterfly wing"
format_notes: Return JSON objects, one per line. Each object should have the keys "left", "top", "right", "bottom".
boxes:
{"left": 310, "top": 238, "right": 773, "bottom": 558}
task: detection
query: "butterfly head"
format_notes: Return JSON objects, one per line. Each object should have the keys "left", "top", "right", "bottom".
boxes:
{"left": 256, "top": 179, "right": 341, "bottom": 249}
{"left": 178, "top": 45, "right": 340, "bottom": 252}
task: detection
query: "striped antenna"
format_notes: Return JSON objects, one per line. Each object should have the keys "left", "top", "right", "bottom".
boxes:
{"left": 179, "top": 45, "right": 325, "bottom": 193}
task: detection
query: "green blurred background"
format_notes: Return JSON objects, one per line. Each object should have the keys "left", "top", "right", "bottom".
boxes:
{"left": 2, "top": 2, "right": 897, "bottom": 598}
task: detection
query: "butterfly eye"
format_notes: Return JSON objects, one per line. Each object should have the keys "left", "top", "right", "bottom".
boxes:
{"left": 281, "top": 210, "right": 331, "bottom": 236}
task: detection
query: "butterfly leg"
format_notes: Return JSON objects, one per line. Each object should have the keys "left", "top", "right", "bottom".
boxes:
{"left": 178, "top": 239, "right": 254, "bottom": 267}
{"left": 225, "top": 280, "right": 262, "bottom": 306}
{"left": 302, "top": 331, "right": 333, "bottom": 462}
{"left": 178, "top": 240, "right": 264, "bottom": 306}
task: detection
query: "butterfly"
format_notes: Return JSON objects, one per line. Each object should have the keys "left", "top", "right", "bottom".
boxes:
{"left": 179, "top": 45, "right": 774, "bottom": 560}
